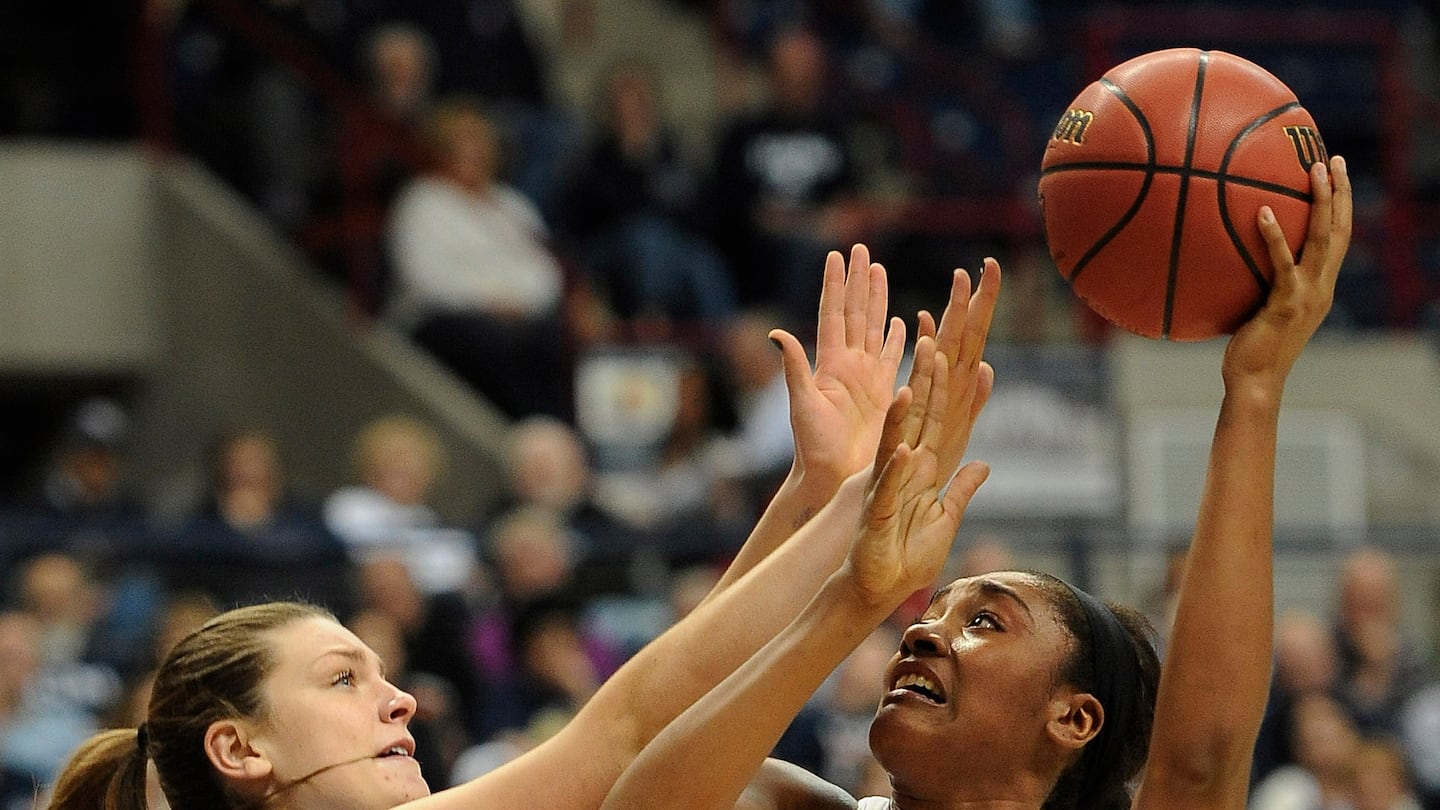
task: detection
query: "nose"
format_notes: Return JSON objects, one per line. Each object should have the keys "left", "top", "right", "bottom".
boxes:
{"left": 384, "top": 684, "right": 418, "bottom": 723}
{"left": 900, "top": 621, "right": 947, "bottom": 658}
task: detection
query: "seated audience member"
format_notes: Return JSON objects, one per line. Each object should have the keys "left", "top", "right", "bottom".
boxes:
{"left": 161, "top": 429, "right": 349, "bottom": 609}
{"left": 1253, "top": 609, "right": 1344, "bottom": 785}
{"left": 1333, "top": 547, "right": 1431, "bottom": 735}
{"left": 589, "top": 356, "right": 749, "bottom": 565}
{"left": 12, "top": 554, "right": 124, "bottom": 717}
{"left": 324, "top": 413, "right": 483, "bottom": 599}
{"left": 1250, "top": 691, "right": 1363, "bottom": 810}
{"left": 0, "top": 610, "right": 98, "bottom": 788}
{"left": 384, "top": 98, "right": 577, "bottom": 419}
{"left": 706, "top": 26, "right": 864, "bottom": 321}
{"left": 563, "top": 59, "right": 737, "bottom": 329}
{"left": 19, "top": 397, "right": 149, "bottom": 563}
{"left": 498, "top": 416, "right": 631, "bottom": 591}
{"left": 708, "top": 309, "right": 797, "bottom": 497}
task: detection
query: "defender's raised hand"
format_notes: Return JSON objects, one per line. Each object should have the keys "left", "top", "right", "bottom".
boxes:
{"left": 771, "top": 244, "right": 907, "bottom": 488}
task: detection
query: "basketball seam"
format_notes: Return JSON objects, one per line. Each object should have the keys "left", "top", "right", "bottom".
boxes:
{"left": 1217, "top": 101, "right": 1306, "bottom": 292}
{"left": 1163, "top": 51, "right": 1210, "bottom": 341}
{"left": 1038, "top": 163, "right": 1310, "bottom": 204}
{"left": 1066, "top": 77, "right": 1157, "bottom": 287}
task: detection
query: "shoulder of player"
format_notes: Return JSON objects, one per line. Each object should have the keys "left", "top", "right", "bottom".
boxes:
{"left": 739, "top": 758, "right": 858, "bottom": 810}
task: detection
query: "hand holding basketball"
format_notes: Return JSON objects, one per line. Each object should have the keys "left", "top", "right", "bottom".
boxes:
{"left": 1223, "top": 154, "right": 1351, "bottom": 393}
{"left": 1039, "top": 48, "right": 1328, "bottom": 341}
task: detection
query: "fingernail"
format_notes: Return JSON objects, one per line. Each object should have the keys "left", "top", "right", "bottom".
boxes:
{"left": 1259, "top": 207, "right": 1275, "bottom": 224}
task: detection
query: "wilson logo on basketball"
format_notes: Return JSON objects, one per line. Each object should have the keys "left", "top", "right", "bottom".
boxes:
{"left": 1282, "top": 125, "right": 1328, "bottom": 170}
{"left": 1052, "top": 109, "right": 1094, "bottom": 145}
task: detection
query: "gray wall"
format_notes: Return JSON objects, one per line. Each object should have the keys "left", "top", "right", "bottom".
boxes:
{"left": 0, "top": 144, "right": 509, "bottom": 524}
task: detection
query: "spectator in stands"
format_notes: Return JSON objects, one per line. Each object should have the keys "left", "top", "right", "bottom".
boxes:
{"left": 1333, "top": 547, "right": 1431, "bottom": 735}
{"left": 706, "top": 25, "right": 864, "bottom": 320}
{"left": 11, "top": 554, "right": 125, "bottom": 720}
{"left": 468, "top": 506, "right": 620, "bottom": 731}
{"left": 499, "top": 416, "right": 631, "bottom": 594}
{"left": 589, "top": 356, "right": 749, "bottom": 566}
{"left": 371, "top": 0, "right": 579, "bottom": 222}
{"left": 384, "top": 98, "right": 578, "bottom": 419}
{"left": 1250, "top": 691, "right": 1363, "bottom": 810}
{"left": 808, "top": 625, "right": 901, "bottom": 797}
{"left": 1253, "top": 609, "right": 1345, "bottom": 786}
{"left": 163, "top": 429, "right": 349, "bottom": 610}
{"left": 708, "top": 308, "right": 797, "bottom": 495}
{"left": 25, "top": 397, "right": 149, "bottom": 563}
{"left": 563, "top": 59, "right": 737, "bottom": 332}
{"left": 363, "top": 22, "right": 437, "bottom": 127}
{"left": 324, "top": 414, "right": 483, "bottom": 599}
{"left": 0, "top": 608, "right": 99, "bottom": 789}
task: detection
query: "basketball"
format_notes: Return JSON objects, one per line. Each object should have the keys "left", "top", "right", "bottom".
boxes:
{"left": 1038, "top": 48, "right": 1327, "bottom": 340}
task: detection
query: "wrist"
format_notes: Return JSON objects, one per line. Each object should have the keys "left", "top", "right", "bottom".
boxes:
{"left": 782, "top": 462, "right": 852, "bottom": 508}
{"left": 816, "top": 569, "right": 900, "bottom": 630}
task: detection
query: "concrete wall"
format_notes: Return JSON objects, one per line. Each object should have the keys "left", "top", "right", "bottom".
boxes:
{"left": 0, "top": 144, "right": 509, "bottom": 523}
{"left": 0, "top": 144, "right": 162, "bottom": 374}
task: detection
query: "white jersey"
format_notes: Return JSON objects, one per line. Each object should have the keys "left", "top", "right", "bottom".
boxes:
{"left": 857, "top": 799, "right": 891, "bottom": 810}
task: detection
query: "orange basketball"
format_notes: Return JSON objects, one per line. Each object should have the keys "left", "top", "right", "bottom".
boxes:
{"left": 1038, "top": 48, "right": 1327, "bottom": 340}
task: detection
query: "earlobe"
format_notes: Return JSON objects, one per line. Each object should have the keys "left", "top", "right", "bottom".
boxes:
{"left": 1047, "top": 692, "right": 1104, "bottom": 751}
{"left": 204, "top": 720, "right": 273, "bottom": 782}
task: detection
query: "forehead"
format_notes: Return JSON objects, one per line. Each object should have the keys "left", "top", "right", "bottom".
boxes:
{"left": 932, "top": 571, "right": 1045, "bottom": 605}
{"left": 267, "top": 617, "right": 372, "bottom": 669}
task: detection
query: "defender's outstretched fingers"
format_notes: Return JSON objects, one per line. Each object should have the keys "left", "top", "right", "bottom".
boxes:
{"left": 843, "top": 244, "right": 873, "bottom": 353}
{"left": 813, "top": 250, "right": 848, "bottom": 357}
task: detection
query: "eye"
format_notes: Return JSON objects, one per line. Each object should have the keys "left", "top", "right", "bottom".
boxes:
{"left": 333, "top": 668, "right": 356, "bottom": 687}
{"left": 967, "top": 611, "right": 1002, "bottom": 631}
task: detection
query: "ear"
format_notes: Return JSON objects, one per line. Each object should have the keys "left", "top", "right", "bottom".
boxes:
{"left": 203, "top": 719, "right": 273, "bottom": 784}
{"left": 1046, "top": 691, "right": 1104, "bottom": 752}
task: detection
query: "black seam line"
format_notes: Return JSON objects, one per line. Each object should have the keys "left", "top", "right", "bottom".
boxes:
{"left": 1164, "top": 50, "right": 1208, "bottom": 340}
{"left": 1067, "top": 77, "right": 1157, "bottom": 286}
{"left": 1218, "top": 101, "right": 1305, "bottom": 292}
{"left": 1038, "top": 163, "right": 1312, "bottom": 203}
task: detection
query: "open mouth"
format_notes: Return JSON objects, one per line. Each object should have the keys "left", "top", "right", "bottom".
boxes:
{"left": 893, "top": 672, "right": 946, "bottom": 705}
{"left": 376, "top": 745, "right": 414, "bottom": 759}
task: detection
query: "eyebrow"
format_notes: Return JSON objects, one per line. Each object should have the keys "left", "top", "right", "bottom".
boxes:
{"left": 926, "top": 584, "right": 953, "bottom": 607}
{"left": 315, "top": 647, "right": 387, "bottom": 680}
{"left": 975, "top": 579, "right": 1034, "bottom": 620}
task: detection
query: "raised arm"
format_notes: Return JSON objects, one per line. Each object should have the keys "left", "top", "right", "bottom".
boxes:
{"left": 600, "top": 338, "right": 994, "bottom": 810}
{"left": 1136, "top": 155, "right": 1351, "bottom": 810}
{"left": 709, "top": 243, "right": 906, "bottom": 597}
{"left": 403, "top": 250, "right": 998, "bottom": 810}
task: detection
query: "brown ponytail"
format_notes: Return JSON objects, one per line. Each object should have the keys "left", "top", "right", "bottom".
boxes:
{"left": 46, "top": 727, "right": 149, "bottom": 810}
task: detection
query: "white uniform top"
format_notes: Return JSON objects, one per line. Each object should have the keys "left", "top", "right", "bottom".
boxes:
{"left": 857, "top": 799, "right": 891, "bottom": 810}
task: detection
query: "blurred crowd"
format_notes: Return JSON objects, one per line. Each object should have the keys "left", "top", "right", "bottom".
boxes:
{"left": 2, "top": 401, "right": 1439, "bottom": 810}
{"left": 2, "top": 0, "right": 1440, "bottom": 808}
